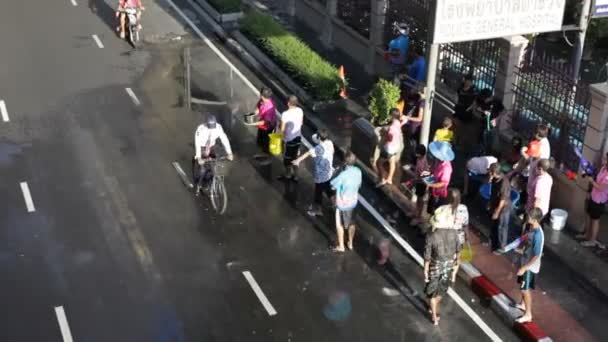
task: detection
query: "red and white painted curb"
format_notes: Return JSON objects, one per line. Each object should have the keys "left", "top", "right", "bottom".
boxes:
{"left": 460, "top": 262, "right": 553, "bottom": 342}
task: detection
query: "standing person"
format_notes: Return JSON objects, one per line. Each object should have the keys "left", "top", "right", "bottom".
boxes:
{"left": 429, "top": 188, "right": 469, "bottom": 278}
{"left": 377, "top": 108, "right": 408, "bottom": 186}
{"left": 526, "top": 158, "right": 553, "bottom": 218}
{"left": 408, "top": 144, "right": 431, "bottom": 226}
{"left": 579, "top": 152, "right": 608, "bottom": 248}
{"left": 387, "top": 23, "right": 410, "bottom": 82}
{"left": 535, "top": 123, "right": 551, "bottom": 159}
{"left": 433, "top": 117, "right": 455, "bottom": 144}
{"left": 408, "top": 47, "right": 427, "bottom": 86}
{"left": 330, "top": 151, "right": 362, "bottom": 252}
{"left": 249, "top": 87, "right": 276, "bottom": 156}
{"left": 402, "top": 87, "right": 425, "bottom": 167}
{"left": 423, "top": 226, "right": 460, "bottom": 325}
{"left": 292, "top": 129, "right": 335, "bottom": 217}
{"left": 453, "top": 74, "right": 476, "bottom": 122}
{"left": 425, "top": 141, "right": 455, "bottom": 216}
{"left": 499, "top": 207, "right": 545, "bottom": 323}
{"left": 488, "top": 162, "right": 512, "bottom": 253}
{"left": 279, "top": 95, "right": 304, "bottom": 181}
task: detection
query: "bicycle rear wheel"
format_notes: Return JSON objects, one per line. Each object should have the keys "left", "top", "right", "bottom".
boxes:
{"left": 210, "top": 177, "right": 227, "bottom": 214}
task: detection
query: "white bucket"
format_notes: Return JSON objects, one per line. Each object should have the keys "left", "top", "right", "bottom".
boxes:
{"left": 550, "top": 209, "right": 568, "bottom": 231}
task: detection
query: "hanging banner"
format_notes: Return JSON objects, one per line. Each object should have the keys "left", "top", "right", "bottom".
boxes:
{"left": 433, "top": 0, "right": 566, "bottom": 44}
{"left": 594, "top": 0, "right": 608, "bottom": 18}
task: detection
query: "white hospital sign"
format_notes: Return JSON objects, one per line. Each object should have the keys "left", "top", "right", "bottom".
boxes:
{"left": 432, "top": 0, "right": 566, "bottom": 44}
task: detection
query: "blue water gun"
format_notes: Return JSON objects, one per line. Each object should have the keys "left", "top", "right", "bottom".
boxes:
{"left": 574, "top": 147, "right": 596, "bottom": 178}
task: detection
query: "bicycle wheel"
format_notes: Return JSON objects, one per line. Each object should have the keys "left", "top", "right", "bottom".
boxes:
{"left": 210, "top": 177, "right": 228, "bottom": 214}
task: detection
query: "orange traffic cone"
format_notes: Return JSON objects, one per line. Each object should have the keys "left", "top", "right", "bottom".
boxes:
{"left": 338, "top": 65, "right": 348, "bottom": 99}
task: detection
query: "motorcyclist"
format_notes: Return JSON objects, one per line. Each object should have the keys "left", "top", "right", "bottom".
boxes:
{"left": 193, "top": 115, "right": 234, "bottom": 195}
{"left": 116, "top": 0, "right": 144, "bottom": 40}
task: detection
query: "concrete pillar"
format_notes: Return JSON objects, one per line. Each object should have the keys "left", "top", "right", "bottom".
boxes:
{"left": 582, "top": 82, "right": 608, "bottom": 165}
{"left": 494, "top": 35, "right": 529, "bottom": 113}
{"left": 367, "top": 0, "right": 388, "bottom": 74}
{"left": 321, "top": 0, "right": 338, "bottom": 49}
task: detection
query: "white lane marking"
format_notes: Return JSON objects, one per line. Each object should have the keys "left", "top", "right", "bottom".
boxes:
{"left": 125, "top": 88, "right": 141, "bottom": 106}
{"left": 172, "top": 161, "right": 194, "bottom": 188}
{"left": 0, "top": 100, "right": 9, "bottom": 122}
{"left": 92, "top": 34, "right": 104, "bottom": 48}
{"left": 70, "top": 0, "right": 78, "bottom": 6}
{"left": 20, "top": 182, "right": 35, "bottom": 212}
{"left": 165, "top": 0, "right": 259, "bottom": 95}
{"left": 242, "top": 271, "right": 277, "bottom": 316}
{"left": 169, "top": 1, "right": 500, "bottom": 338}
{"left": 55, "top": 306, "right": 74, "bottom": 342}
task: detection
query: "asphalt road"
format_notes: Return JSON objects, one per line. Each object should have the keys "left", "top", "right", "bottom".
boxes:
{"left": 0, "top": 0, "right": 518, "bottom": 341}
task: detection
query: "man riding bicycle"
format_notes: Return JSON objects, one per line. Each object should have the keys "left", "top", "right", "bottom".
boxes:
{"left": 193, "top": 115, "right": 234, "bottom": 195}
{"left": 116, "top": 0, "right": 144, "bottom": 40}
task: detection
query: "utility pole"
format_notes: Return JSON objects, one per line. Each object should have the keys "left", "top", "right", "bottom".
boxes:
{"left": 419, "top": 0, "right": 439, "bottom": 146}
{"left": 572, "top": 0, "right": 593, "bottom": 80}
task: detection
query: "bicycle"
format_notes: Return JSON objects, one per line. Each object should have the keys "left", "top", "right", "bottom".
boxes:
{"left": 193, "top": 156, "right": 229, "bottom": 214}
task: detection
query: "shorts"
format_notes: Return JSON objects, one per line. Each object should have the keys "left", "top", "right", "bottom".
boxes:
{"left": 587, "top": 198, "right": 606, "bottom": 220}
{"left": 283, "top": 136, "right": 301, "bottom": 165}
{"left": 518, "top": 271, "right": 536, "bottom": 290}
{"left": 336, "top": 208, "right": 355, "bottom": 228}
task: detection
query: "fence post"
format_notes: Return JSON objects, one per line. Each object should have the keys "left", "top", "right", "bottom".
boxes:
{"left": 583, "top": 83, "right": 608, "bottom": 164}
{"left": 494, "top": 36, "right": 528, "bottom": 113}
{"left": 184, "top": 47, "right": 191, "bottom": 110}
{"left": 368, "top": 0, "right": 388, "bottom": 74}
{"left": 321, "top": 0, "right": 338, "bottom": 49}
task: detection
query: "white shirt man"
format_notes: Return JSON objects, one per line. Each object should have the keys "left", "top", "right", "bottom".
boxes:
{"left": 194, "top": 116, "right": 233, "bottom": 160}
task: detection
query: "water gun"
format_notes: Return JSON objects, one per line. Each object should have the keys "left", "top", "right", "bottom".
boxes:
{"left": 574, "top": 147, "right": 596, "bottom": 178}
{"left": 498, "top": 234, "right": 530, "bottom": 254}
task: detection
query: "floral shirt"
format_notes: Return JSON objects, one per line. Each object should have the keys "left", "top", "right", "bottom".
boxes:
{"left": 310, "top": 140, "right": 334, "bottom": 184}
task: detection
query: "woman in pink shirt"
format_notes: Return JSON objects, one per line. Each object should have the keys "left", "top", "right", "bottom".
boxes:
{"left": 377, "top": 108, "right": 408, "bottom": 186}
{"left": 251, "top": 87, "right": 277, "bottom": 155}
{"left": 425, "top": 141, "right": 454, "bottom": 216}
{"left": 579, "top": 153, "right": 608, "bottom": 249}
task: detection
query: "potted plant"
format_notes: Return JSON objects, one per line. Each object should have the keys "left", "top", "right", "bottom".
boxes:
{"left": 368, "top": 79, "right": 401, "bottom": 126}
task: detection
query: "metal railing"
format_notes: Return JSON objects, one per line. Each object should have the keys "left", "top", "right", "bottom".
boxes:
{"left": 512, "top": 52, "right": 592, "bottom": 170}
{"left": 438, "top": 40, "right": 502, "bottom": 92}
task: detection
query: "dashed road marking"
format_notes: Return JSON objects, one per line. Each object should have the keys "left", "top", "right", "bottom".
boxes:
{"left": 92, "top": 34, "right": 104, "bottom": 49}
{"left": 55, "top": 306, "right": 74, "bottom": 342}
{"left": 242, "top": 271, "right": 277, "bottom": 316}
{"left": 172, "top": 161, "right": 194, "bottom": 188}
{"left": 0, "top": 100, "right": 10, "bottom": 122}
{"left": 70, "top": 0, "right": 78, "bottom": 6}
{"left": 20, "top": 182, "right": 35, "bottom": 212}
{"left": 125, "top": 88, "right": 141, "bottom": 106}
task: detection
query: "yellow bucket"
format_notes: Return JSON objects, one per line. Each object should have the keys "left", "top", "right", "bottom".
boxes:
{"left": 460, "top": 242, "right": 473, "bottom": 263}
{"left": 269, "top": 133, "right": 283, "bottom": 156}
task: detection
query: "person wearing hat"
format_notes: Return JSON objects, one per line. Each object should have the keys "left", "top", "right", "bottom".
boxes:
{"left": 387, "top": 22, "right": 410, "bottom": 81}
{"left": 193, "top": 114, "right": 234, "bottom": 195}
{"left": 425, "top": 141, "right": 455, "bottom": 216}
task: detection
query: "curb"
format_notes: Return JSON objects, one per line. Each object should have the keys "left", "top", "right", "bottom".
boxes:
{"left": 186, "top": 2, "right": 552, "bottom": 340}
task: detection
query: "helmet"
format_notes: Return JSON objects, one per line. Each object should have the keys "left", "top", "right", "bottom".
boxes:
{"left": 395, "top": 22, "right": 409, "bottom": 36}
{"left": 205, "top": 114, "right": 217, "bottom": 129}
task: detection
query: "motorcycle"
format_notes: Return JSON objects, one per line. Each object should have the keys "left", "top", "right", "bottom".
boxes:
{"left": 124, "top": 7, "right": 141, "bottom": 47}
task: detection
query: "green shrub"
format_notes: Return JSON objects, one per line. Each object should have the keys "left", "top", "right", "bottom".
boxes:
{"left": 207, "top": 0, "right": 242, "bottom": 13}
{"left": 368, "top": 79, "right": 401, "bottom": 125}
{"left": 240, "top": 11, "right": 342, "bottom": 101}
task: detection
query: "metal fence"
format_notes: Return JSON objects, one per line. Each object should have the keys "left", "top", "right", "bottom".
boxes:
{"left": 438, "top": 40, "right": 502, "bottom": 92}
{"left": 336, "top": 0, "right": 371, "bottom": 39}
{"left": 512, "top": 52, "right": 592, "bottom": 170}
{"left": 384, "top": 0, "right": 500, "bottom": 92}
